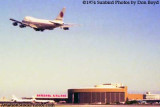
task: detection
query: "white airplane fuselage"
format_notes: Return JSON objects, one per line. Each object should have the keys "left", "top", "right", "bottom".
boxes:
{"left": 12, "top": 99, "right": 33, "bottom": 103}
{"left": 22, "top": 16, "right": 61, "bottom": 30}
{"left": 34, "top": 99, "right": 55, "bottom": 103}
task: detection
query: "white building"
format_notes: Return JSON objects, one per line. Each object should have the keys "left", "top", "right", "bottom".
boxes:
{"left": 144, "top": 92, "right": 160, "bottom": 100}
{"left": 94, "top": 83, "right": 124, "bottom": 88}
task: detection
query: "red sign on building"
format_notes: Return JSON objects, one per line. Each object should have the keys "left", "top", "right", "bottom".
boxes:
{"left": 36, "top": 94, "right": 67, "bottom": 98}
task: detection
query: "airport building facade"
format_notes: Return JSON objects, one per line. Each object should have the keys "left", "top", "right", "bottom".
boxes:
{"left": 127, "top": 94, "right": 144, "bottom": 100}
{"left": 68, "top": 83, "right": 128, "bottom": 104}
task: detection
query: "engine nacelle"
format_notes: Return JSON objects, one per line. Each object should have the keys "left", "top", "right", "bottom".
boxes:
{"left": 63, "top": 27, "right": 69, "bottom": 30}
{"left": 19, "top": 24, "right": 26, "bottom": 28}
{"left": 13, "top": 22, "right": 18, "bottom": 26}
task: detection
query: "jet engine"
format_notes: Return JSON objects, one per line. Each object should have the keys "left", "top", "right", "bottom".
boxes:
{"left": 19, "top": 24, "right": 26, "bottom": 28}
{"left": 13, "top": 22, "right": 18, "bottom": 26}
{"left": 63, "top": 27, "right": 69, "bottom": 30}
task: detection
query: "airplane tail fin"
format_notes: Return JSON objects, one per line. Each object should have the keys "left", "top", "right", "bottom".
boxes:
{"left": 32, "top": 96, "right": 36, "bottom": 100}
{"left": 55, "top": 7, "right": 66, "bottom": 22}
{"left": 12, "top": 95, "right": 18, "bottom": 101}
{"left": 32, "top": 96, "right": 36, "bottom": 102}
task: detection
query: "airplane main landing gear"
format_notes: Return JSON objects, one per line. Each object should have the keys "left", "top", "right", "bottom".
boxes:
{"left": 34, "top": 28, "right": 44, "bottom": 32}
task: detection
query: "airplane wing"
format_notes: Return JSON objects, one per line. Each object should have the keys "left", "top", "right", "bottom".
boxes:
{"left": 10, "top": 18, "right": 23, "bottom": 24}
{"left": 49, "top": 21, "right": 63, "bottom": 26}
{"left": 10, "top": 18, "right": 38, "bottom": 29}
{"left": 61, "top": 24, "right": 74, "bottom": 28}
{"left": 28, "top": 24, "right": 38, "bottom": 29}
{"left": 60, "top": 23, "right": 78, "bottom": 30}
{"left": 61, "top": 23, "right": 79, "bottom": 28}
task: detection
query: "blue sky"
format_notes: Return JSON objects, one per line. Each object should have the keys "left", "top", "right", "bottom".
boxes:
{"left": 0, "top": 0, "right": 160, "bottom": 98}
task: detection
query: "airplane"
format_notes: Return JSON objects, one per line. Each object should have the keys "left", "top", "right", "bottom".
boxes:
{"left": 12, "top": 95, "right": 55, "bottom": 104}
{"left": 32, "top": 96, "right": 55, "bottom": 104}
{"left": 10, "top": 7, "right": 74, "bottom": 32}
{"left": 11, "top": 95, "right": 33, "bottom": 103}
{"left": 33, "top": 99, "right": 55, "bottom": 104}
